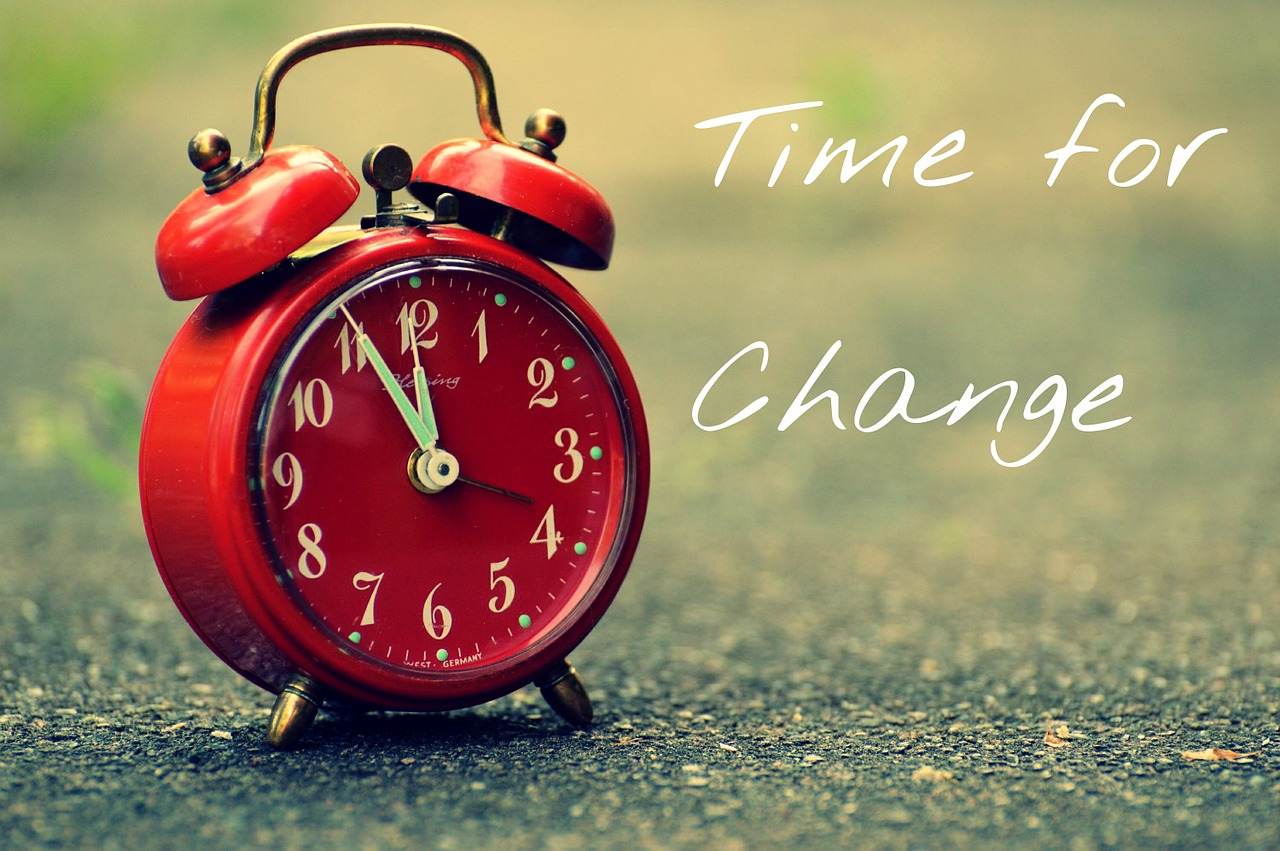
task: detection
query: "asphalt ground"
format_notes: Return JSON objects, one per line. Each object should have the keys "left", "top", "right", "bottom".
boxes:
{"left": 2, "top": 498, "right": 1278, "bottom": 849}
{"left": 2, "top": 2, "right": 1279, "bottom": 848}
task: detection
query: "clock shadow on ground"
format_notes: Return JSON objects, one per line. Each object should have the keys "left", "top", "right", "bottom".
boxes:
{"left": 304, "top": 705, "right": 568, "bottom": 747}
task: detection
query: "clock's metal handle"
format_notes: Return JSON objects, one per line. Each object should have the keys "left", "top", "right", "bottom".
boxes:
{"left": 241, "top": 24, "right": 511, "bottom": 174}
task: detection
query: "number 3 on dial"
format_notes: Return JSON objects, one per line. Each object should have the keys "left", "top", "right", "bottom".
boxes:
{"left": 554, "top": 427, "right": 583, "bottom": 483}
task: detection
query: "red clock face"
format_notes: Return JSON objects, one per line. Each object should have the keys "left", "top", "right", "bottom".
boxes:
{"left": 249, "top": 257, "right": 637, "bottom": 679}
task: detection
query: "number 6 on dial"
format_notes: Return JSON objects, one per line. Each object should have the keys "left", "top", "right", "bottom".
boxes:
{"left": 422, "top": 582, "right": 453, "bottom": 640}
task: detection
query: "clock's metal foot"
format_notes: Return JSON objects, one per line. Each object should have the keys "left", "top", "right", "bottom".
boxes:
{"left": 536, "top": 659, "right": 593, "bottom": 727}
{"left": 266, "top": 675, "right": 324, "bottom": 749}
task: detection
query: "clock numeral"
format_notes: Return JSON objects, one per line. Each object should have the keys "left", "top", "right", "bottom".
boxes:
{"left": 488, "top": 558, "right": 514, "bottom": 613}
{"left": 297, "top": 523, "right": 327, "bottom": 579}
{"left": 334, "top": 321, "right": 369, "bottom": 374}
{"left": 398, "top": 298, "right": 439, "bottom": 354}
{"left": 288, "top": 378, "right": 332, "bottom": 430}
{"left": 270, "top": 452, "right": 303, "bottom": 509}
{"left": 553, "top": 427, "right": 584, "bottom": 484}
{"left": 352, "top": 571, "right": 384, "bottom": 626}
{"left": 531, "top": 505, "right": 563, "bottom": 559}
{"left": 472, "top": 309, "right": 489, "bottom": 363}
{"left": 527, "top": 357, "right": 558, "bottom": 409}
{"left": 422, "top": 582, "right": 453, "bottom": 640}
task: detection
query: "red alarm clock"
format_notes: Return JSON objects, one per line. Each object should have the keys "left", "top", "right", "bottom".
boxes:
{"left": 139, "top": 25, "right": 648, "bottom": 748}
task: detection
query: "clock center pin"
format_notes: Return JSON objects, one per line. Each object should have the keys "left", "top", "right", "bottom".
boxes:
{"left": 408, "top": 446, "right": 461, "bottom": 494}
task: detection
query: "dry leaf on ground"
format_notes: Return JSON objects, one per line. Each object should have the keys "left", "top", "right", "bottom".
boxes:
{"left": 1181, "top": 748, "right": 1259, "bottom": 762}
{"left": 1044, "top": 724, "right": 1073, "bottom": 748}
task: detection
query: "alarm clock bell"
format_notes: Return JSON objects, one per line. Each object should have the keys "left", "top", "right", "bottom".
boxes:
{"left": 154, "top": 26, "right": 613, "bottom": 304}
{"left": 411, "top": 107, "right": 614, "bottom": 270}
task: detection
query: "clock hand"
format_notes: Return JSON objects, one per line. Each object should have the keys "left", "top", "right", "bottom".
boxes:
{"left": 339, "top": 305, "right": 437, "bottom": 448}
{"left": 409, "top": 330, "right": 438, "bottom": 444}
{"left": 456, "top": 475, "right": 534, "bottom": 503}
{"left": 342, "top": 305, "right": 511, "bottom": 501}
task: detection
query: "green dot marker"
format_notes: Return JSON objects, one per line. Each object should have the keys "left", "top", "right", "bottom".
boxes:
{"left": 347, "top": 632, "right": 361, "bottom": 644}
{"left": 495, "top": 293, "right": 508, "bottom": 306}
{"left": 409, "top": 275, "right": 423, "bottom": 288}
{"left": 590, "top": 446, "right": 603, "bottom": 461}
{"left": 574, "top": 542, "right": 588, "bottom": 556}
{"left": 436, "top": 648, "right": 449, "bottom": 662}
{"left": 561, "top": 356, "right": 576, "bottom": 370}
{"left": 518, "top": 614, "right": 532, "bottom": 628}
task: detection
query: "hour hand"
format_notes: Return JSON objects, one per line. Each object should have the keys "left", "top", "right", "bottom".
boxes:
{"left": 339, "top": 305, "right": 436, "bottom": 448}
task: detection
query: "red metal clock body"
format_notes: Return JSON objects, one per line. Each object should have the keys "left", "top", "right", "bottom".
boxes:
{"left": 138, "top": 25, "right": 648, "bottom": 746}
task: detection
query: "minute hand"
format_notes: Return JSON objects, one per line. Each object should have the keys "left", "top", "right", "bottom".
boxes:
{"left": 410, "top": 332, "right": 437, "bottom": 446}
{"left": 340, "top": 306, "right": 437, "bottom": 448}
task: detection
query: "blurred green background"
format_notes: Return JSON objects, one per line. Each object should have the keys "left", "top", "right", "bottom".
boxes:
{"left": 4, "top": 0, "right": 1277, "bottom": 555}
